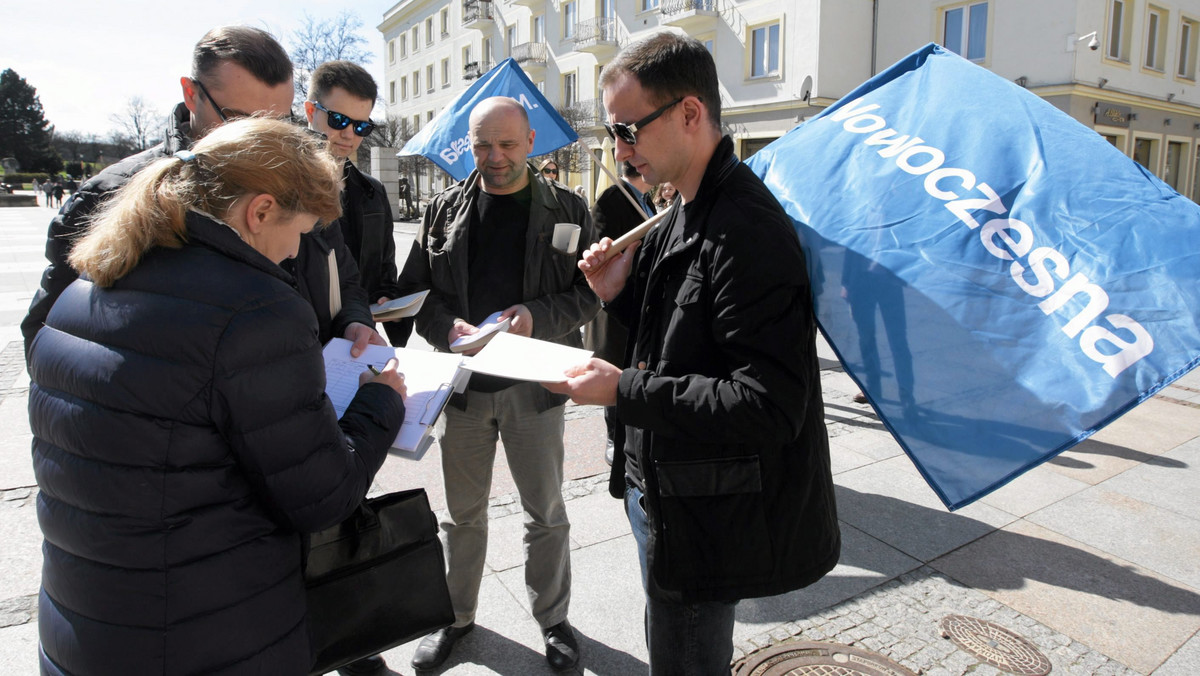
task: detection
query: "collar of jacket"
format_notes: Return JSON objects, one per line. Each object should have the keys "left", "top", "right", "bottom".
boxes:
{"left": 163, "top": 102, "right": 194, "bottom": 156}
{"left": 184, "top": 209, "right": 296, "bottom": 287}
{"left": 648, "top": 135, "right": 740, "bottom": 262}
{"left": 342, "top": 158, "right": 376, "bottom": 200}
{"left": 446, "top": 163, "right": 564, "bottom": 223}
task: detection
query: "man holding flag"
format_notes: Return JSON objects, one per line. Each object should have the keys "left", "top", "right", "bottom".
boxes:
{"left": 402, "top": 96, "right": 595, "bottom": 672}
{"left": 547, "top": 32, "right": 840, "bottom": 673}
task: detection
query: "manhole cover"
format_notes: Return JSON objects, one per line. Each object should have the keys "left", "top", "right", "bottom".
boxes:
{"left": 733, "top": 641, "right": 917, "bottom": 676}
{"left": 939, "top": 614, "right": 1052, "bottom": 675}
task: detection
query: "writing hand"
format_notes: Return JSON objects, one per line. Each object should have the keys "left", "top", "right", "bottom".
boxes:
{"left": 358, "top": 358, "right": 407, "bottom": 399}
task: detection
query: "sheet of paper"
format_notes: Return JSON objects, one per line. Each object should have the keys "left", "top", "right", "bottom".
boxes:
{"left": 322, "top": 338, "right": 467, "bottom": 457}
{"left": 461, "top": 332, "right": 592, "bottom": 383}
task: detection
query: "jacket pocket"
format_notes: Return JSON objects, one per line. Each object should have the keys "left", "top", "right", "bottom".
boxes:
{"left": 652, "top": 456, "right": 773, "bottom": 586}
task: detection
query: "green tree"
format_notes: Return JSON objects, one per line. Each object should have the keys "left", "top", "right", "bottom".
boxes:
{"left": 0, "top": 69, "right": 62, "bottom": 174}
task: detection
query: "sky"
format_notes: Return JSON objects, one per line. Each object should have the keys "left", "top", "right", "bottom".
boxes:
{"left": 2, "top": 0, "right": 396, "bottom": 138}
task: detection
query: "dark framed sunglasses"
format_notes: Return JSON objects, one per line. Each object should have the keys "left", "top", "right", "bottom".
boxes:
{"left": 312, "top": 101, "right": 376, "bottom": 137}
{"left": 541, "top": 166, "right": 559, "bottom": 176}
{"left": 193, "top": 78, "right": 249, "bottom": 122}
{"left": 604, "top": 97, "right": 683, "bottom": 146}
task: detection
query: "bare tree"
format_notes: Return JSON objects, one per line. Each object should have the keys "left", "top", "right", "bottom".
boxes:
{"left": 289, "top": 11, "right": 374, "bottom": 104}
{"left": 109, "top": 97, "right": 160, "bottom": 152}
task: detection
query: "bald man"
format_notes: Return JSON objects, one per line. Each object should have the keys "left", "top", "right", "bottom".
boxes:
{"left": 400, "top": 96, "right": 597, "bottom": 671}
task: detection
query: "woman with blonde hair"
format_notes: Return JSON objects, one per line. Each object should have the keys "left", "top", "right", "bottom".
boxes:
{"left": 28, "top": 118, "right": 407, "bottom": 675}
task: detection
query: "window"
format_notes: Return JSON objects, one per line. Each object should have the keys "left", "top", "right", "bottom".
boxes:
{"left": 1108, "top": 0, "right": 1131, "bottom": 61}
{"left": 401, "top": 76, "right": 408, "bottom": 101}
{"left": 563, "top": 72, "right": 577, "bottom": 106}
{"left": 412, "top": 26, "right": 419, "bottom": 52}
{"left": 1146, "top": 6, "right": 1167, "bottom": 71}
{"left": 425, "top": 17, "right": 434, "bottom": 45}
{"left": 389, "top": 80, "right": 396, "bottom": 104}
{"left": 463, "top": 45, "right": 473, "bottom": 68}
{"left": 533, "top": 15, "right": 545, "bottom": 43}
{"left": 400, "top": 34, "right": 407, "bottom": 58}
{"left": 426, "top": 64, "right": 435, "bottom": 93}
{"left": 441, "top": 58, "right": 451, "bottom": 88}
{"left": 1180, "top": 18, "right": 1199, "bottom": 79}
{"left": 427, "top": 111, "right": 434, "bottom": 123}
{"left": 641, "top": 0, "right": 659, "bottom": 10}
{"left": 413, "top": 71, "right": 421, "bottom": 97}
{"left": 441, "top": 8, "right": 450, "bottom": 37}
{"left": 1133, "top": 137, "right": 1160, "bottom": 173}
{"left": 750, "top": 22, "right": 781, "bottom": 78}
{"left": 1165, "top": 140, "right": 1187, "bottom": 191}
{"left": 564, "top": 2, "right": 577, "bottom": 39}
{"left": 943, "top": 2, "right": 988, "bottom": 62}
{"left": 483, "top": 37, "right": 493, "bottom": 67}
{"left": 507, "top": 25, "right": 518, "bottom": 55}
{"left": 602, "top": 0, "right": 615, "bottom": 19}
{"left": 389, "top": 40, "right": 395, "bottom": 63}
{"left": 413, "top": 115, "right": 421, "bottom": 133}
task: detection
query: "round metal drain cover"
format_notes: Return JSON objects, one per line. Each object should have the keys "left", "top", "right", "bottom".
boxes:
{"left": 733, "top": 641, "right": 917, "bottom": 676}
{"left": 939, "top": 614, "right": 1052, "bottom": 675}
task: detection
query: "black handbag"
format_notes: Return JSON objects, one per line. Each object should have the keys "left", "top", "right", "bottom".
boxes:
{"left": 305, "top": 488, "right": 454, "bottom": 675}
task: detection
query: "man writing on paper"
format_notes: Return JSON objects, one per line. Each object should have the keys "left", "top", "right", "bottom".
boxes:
{"left": 21, "top": 26, "right": 384, "bottom": 361}
{"left": 305, "top": 60, "right": 412, "bottom": 349}
{"left": 402, "top": 96, "right": 597, "bottom": 671}
{"left": 546, "top": 33, "right": 840, "bottom": 673}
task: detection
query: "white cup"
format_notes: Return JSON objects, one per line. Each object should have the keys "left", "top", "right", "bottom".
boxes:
{"left": 552, "top": 222, "right": 581, "bottom": 254}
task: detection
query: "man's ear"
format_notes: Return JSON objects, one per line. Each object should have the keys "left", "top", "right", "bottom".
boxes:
{"left": 243, "top": 194, "right": 276, "bottom": 234}
{"left": 681, "top": 96, "right": 705, "bottom": 131}
{"left": 304, "top": 100, "right": 317, "bottom": 126}
{"left": 181, "top": 77, "right": 199, "bottom": 114}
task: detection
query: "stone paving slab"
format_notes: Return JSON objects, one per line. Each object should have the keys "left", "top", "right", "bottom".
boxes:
{"left": 930, "top": 519, "right": 1200, "bottom": 675}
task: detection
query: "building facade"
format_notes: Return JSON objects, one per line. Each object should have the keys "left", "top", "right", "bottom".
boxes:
{"left": 379, "top": 0, "right": 1200, "bottom": 202}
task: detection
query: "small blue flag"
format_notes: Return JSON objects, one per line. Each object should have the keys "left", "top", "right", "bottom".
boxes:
{"left": 746, "top": 43, "right": 1200, "bottom": 510}
{"left": 398, "top": 58, "right": 578, "bottom": 180}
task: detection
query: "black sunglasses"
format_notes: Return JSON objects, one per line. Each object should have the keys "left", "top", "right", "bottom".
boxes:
{"left": 312, "top": 101, "right": 376, "bottom": 137}
{"left": 193, "top": 78, "right": 248, "bottom": 122}
{"left": 604, "top": 97, "right": 683, "bottom": 146}
{"left": 541, "top": 166, "right": 559, "bottom": 175}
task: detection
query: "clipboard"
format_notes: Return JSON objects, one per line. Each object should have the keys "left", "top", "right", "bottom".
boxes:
{"left": 321, "top": 338, "right": 470, "bottom": 460}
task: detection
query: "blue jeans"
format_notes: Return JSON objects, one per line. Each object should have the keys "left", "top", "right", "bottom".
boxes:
{"left": 624, "top": 483, "right": 738, "bottom": 675}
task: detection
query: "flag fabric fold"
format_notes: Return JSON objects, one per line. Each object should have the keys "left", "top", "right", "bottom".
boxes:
{"left": 398, "top": 58, "right": 578, "bottom": 180}
{"left": 746, "top": 43, "right": 1200, "bottom": 509}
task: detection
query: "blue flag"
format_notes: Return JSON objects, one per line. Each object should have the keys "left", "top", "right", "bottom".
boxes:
{"left": 745, "top": 43, "right": 1200, "bottom": 510}
{"left": 398, "top": 58, "right": 578, "bottom": 180}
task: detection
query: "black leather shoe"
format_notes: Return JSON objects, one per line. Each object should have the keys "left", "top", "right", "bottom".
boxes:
{"left": 543, "top": 620, "right": 580, "bottom": 671}
{"left": 338, "top": 655, "right": 387, "bottom": 676}
{"left": 411, "top": 623, "right": 474, "bottom": 671}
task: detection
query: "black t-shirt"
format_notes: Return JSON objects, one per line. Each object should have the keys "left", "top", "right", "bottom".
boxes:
{"left": 466, "top": 183, "right": 531, "bottom": 392}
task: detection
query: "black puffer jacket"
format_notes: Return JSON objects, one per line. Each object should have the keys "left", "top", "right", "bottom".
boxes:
{"left": 609, "top": 136, "right": 840, "bottom": 604}
{"left": 28, "top": 212, "right": 404, "bottom": 675}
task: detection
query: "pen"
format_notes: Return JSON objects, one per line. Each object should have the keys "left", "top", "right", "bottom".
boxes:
{"left": 367, "top": 365, "right": 381, "bottom": 376}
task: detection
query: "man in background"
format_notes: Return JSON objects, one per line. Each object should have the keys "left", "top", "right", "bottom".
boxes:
{"left": 584, "top": 160, "right": 655, "bottom": 464}
{"left": 306, "top": 60, "right": 411, "bottom": 348}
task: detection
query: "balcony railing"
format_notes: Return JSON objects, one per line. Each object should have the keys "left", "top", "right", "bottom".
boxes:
{"left": 659, "top": 0, "right": 720, "bottom": 29}
{"left": 462, "top": 0, "right": 494, "bottom": 26}
{"left": 660, "top": 0, "right": 717, "bottom": 13}
{"left": 463, "top": 60, "right": 496, "bottom": 80}
{"left": 565, "top": 98, "right": 606, "bottom": 127}
{"left": 575, "top": 17, "right": 618, "bottom": 49}
{"left": 512, "top": 41, "right": 548, "bottom": 66}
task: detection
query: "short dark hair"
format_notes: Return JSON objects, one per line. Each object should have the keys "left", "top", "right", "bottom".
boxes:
{"left": 599, "top": 32, "right": 721, "bottom": 127}
{"left": 192, "top": 26, "right": 292, "bottom": 87}
{"left": 310, "top": 60, "right": 378, "bottom": 103}
{"left": 622, "top": 161, "right": 641, "bottom": 178}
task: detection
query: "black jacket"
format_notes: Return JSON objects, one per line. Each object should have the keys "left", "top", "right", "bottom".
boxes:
{"left": 28, "top": 211, "right": 404, "bottom": 675}
{"left": 22, "top": 103, "right": 372, "bottom": 358}
{"left": 608, "top": 136, "right": 840, "bottom": 604}
{"left": 336, "top": 160, "right": 411, "bottom": 346}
